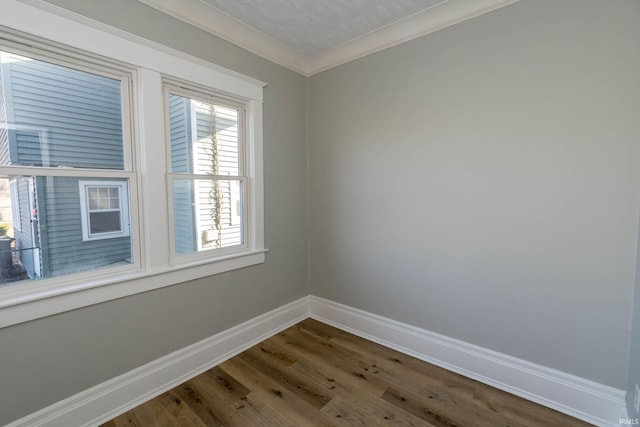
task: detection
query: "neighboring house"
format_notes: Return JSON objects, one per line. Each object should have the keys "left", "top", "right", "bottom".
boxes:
{"left": 0, "top": 51, "right": 240, "bottom": 282}
{"left": 169, "top": 93, "right": 242, "bottom": 254}
{"left": 0, "top": 51, "right": 129, "bottom": 279}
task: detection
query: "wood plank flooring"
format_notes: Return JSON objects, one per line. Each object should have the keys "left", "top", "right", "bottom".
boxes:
{"left": 102, "top": 319, "right": 592, "bottom": 426}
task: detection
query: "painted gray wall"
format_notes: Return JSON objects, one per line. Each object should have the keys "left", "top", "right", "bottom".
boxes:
{"left": 2, "top": 0, "right": 640, "bottom": 423}
{"left": 629, "top": 228, "right": 640, "bottom": 417}
{"left": 308, "top": 0, "right": 640, "bottom": 389}
{"left": 0, "top": 0, "right": 308, "bottom": 424}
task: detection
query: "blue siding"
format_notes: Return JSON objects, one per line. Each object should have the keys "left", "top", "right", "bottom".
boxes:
{"left": 193, "top": 106, "right": 241, "bottom": 248}
{"left": 169, "top": 94, "right": 196, "bottom": 254}
{"left": 0, "top": 52, "right": 130, "bottom": 279}
{"left": 168, "top": 95, "right": 242, "bottom": 254}
{"left": 3, "top": 54, "right": 124, "bottom": 169}
{"left": 39, "top": 176, "right": 131, "bottom": 277}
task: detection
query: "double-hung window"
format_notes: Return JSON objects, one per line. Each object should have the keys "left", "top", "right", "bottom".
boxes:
{"left": 79, "top": 181, "right": 130, "bottom": 241}
{"left": 165, "top": 84, "right": 246, "bottom": 259}
{"left": 0, "top": 45, "right": 136, "bottom": 282}
{"left": 0, "top": 1, "right": 265, "bottom": 328}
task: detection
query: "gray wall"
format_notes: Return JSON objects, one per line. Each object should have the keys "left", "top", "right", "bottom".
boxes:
{"left": 308, "top": 0, "right": 640, "bottom": 389}
{"left": 629, "top": 227, "right": 640, "bottom": 417}
{"left": 0, "top": 0, "right": 308, "bottom": 424}
{"left": 2, "top": 0, "right": 640, "bottom": 424}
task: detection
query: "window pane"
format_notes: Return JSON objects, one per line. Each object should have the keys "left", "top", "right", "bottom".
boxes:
{"left": 108, "top": 187, "right": 120, "bottom": 208}
{"left": 90, "top": 211, "right": 121, "bottom": 234}
{"left": 87, "top": 186, "right": 120, "bottom": 211}
{"left": 0, "top": 175, "right": 132, "bottom": 286}
{"left": 172, "top": 178, "right": 243, "bottom": 255}
{"left": 168, "top": 94, "right": 239, "bottom": 176}
{"left": 0, "top": 51, "right": 125, "bottom": 169}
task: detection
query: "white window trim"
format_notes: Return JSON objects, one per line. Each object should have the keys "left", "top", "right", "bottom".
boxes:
{"left": 0, "top": 0, "right": 267, "bottom": 328}
{"left": 78, "top": 180, "right": 130, "bottom": 241}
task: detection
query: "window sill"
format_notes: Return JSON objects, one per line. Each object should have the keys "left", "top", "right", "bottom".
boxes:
{"left": 0, "top": 248, "right": 267, "bottom": 328}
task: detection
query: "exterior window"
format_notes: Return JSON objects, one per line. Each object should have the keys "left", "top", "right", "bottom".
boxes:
{"left": 0, "top": 48, "right": 134, "bottom": 282}
{"left": 165, "top": 85, "right": 246, "bottom": 258}
{"left": 79, "top": 181, "right": 130, "bottom": 240}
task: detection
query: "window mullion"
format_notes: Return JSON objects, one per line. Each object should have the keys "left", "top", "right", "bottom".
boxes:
{"left": 137, "top": 68, "right": 169, "bottom": 271}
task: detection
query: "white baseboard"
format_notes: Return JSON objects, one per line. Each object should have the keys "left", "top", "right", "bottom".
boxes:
{"left": 6, "top": 297, "right": 309, "bottom": 427}
{"left": 308, "top": 296, "right": 626, "bottom": 427}
{"left": 7, "top": 295, "right": 627, "bottom": 427}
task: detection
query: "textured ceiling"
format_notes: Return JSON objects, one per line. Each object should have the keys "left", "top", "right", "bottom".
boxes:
{"left": 199, "top": 0, "right": 447, "bottom": 56}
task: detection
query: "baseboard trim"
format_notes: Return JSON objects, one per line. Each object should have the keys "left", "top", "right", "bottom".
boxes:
{"left": 308, "top": 296, "right": 625, "bottom": 427}
{"left": 6, "top": 297, "right": 309, "bottom": 427}
{"left": 7, "top": 295, "right": 627, "bottom": 427}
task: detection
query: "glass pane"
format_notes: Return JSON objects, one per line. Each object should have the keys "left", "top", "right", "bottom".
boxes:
{"left": 0, "top": 51, "right": 125, "bottom": 169}
{"left": 0, "top": 175, "right": 132, "bottom": 286}
{"left": 108, "top": 187, "right": 120, "bottom": 208}
{"left": 90, "top": 211, "right": 121, "bottom": 234}
{"left": 87, "top": 186, "right": 120, "bottom": 211}
{"left": 172, "top": 178, "right": 243, "bottom": 255}
{"left": 88, "top": 188, "right": 99, "bottom": 210}
{"left": 168, "top": 93, "right": 239, "bottom": 176}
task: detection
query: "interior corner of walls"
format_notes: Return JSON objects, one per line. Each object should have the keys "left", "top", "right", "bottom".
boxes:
{"left": 307, "top": 296, "right": 626, "bottom": 427}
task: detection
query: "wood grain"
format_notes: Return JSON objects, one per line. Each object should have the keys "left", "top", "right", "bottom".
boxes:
{"left": 102, "top": 319, "right": 592, "bottom": 426}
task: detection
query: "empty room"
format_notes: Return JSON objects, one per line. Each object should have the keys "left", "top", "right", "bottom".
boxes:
{"left": 0, "top": 0, "right": 639, "bottom": 426}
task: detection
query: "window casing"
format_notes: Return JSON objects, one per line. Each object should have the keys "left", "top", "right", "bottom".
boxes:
{"left": 0, "top": 1, "right": 266, "bottom": 328}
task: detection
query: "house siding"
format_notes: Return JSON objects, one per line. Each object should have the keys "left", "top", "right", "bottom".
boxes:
{"left": 4, "top": 54, "right": 123, "bottom": 169}
{"left": 170, "top": 95, "right": 242, "bottom": 254}
{"left": 169, "top": 94, "right": 196, "bottom": 254}
{"left": 0, "top": 52, "right": 130, "bottom": 278}
{"left": 39, "top": 176, "right": 131, "bottom": 277}
{"left": 193, "top": 104, "right": 242, "bottom": 249}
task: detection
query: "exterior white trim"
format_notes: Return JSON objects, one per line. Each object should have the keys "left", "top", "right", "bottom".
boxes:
{"left": 136, "top": 0, "right": 520, "bottom": 76}
{"left": 5, "top": 297, "right": 309, "bottom": 427}
{"left": 308, "top": 296, "right": 626, "bottom": 427}
{"left": 5, "top": 296, "right": 628, "bottom": 427}
{"left": 78, "top": 180, "right": 131, "bottom": 241}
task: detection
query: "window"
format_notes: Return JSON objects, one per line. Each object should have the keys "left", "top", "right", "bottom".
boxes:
{"left": 165, "top": 86, "right": 245, "bottom": 258}
{"left": 0, "top": 2, "right": 265, "bottom": 328}
{"left": 0, "top": 47, "right": 135, "bottom": 283}
{"left": 79, "top": 181, "right": 130, "bottom": 241}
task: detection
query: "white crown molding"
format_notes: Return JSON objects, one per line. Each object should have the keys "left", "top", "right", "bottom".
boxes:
{"left": 137, "top": 0, "right": 309, "bottom": 75}
{"left": 138, "top": 0, "right": 520, "bottom": 76}
{"left": 307, "top": 0, "right": 521, "bottom": 75}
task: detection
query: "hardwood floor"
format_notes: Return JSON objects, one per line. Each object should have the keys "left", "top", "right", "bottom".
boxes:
{"left": 102, "top": 319, "right": 591, "bottom": 426}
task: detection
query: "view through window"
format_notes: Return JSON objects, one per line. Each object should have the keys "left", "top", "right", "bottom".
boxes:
{"left": 0, "top": 50, "right": 133, "bottom": 285}
{"left": 167, "top": 89, "right": 245, "bottom": 256}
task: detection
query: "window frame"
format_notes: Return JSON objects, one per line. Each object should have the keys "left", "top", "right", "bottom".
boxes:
{"left": 78, "top": 180, "right": 131, "bottom": 241}
{"left": 0, "top": 36, "right": 141, "bottom": 278}
{"left": 0, "top": 1, "right": 266, "bottom": 328}
{"left": 164, "top": 82, "right": 249, "bottom": 262}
